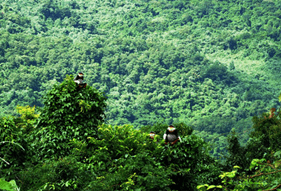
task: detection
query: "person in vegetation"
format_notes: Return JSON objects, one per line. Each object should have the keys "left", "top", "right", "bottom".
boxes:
{"left": 163, "top": 125, "right": 181, "bottom": 145}
{"left": 264, "top": 108, "right": 276, "bottom": 119}
{"left": 74, "top": 72, "right": 87, "bottom": 89}
{"left": 149, "top": 131, "right": 160, "bottom": 144}
{"left": 150, "top": 131, "right": 156, "bottom": 140}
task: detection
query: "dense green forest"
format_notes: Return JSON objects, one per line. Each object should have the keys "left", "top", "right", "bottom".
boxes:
{"left": 1, "top": 0, "right": 281, "bottom": 190}
{"left": 1, "top": 77, "right": 281, "bottom": 190}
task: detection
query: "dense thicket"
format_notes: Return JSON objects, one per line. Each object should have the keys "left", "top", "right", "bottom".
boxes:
{"left": 1, "top": 84, "right": 281, "bottom": 190}
{"left": 33, "top": 75, "right": 107, "bottom": 159}
{"left": 0, "top": 79, "right": 222, "bottom": 190}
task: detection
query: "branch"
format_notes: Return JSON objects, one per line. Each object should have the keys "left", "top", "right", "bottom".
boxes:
{"left": 0, "top": 156, "right": 10, "bottom": 165}
{"left": 249, "top": 169, "right": 281, "bottom": 179}
{"left": 263, "top": 183, "right": 281, "bottom": 191}
{"left": 0, "top": 141, "right": 25, "bottom": 151}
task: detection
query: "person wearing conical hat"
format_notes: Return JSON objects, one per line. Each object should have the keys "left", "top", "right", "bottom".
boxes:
{"left": 74, "top": 72, "right": 87, "bottom": 89}
{"left": 163, "top": 125, "right": 181, "bottom": 145}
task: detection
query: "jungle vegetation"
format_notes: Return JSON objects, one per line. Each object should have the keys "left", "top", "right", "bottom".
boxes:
{"left": 1, "top": 0, "right": 281, "bottom": 190}
{"left": 1, "top": 76, "right": 281, "bottom": 190}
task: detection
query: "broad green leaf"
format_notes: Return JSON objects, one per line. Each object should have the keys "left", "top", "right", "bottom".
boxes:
{"left": 0, "top": 178, "right": 14, "bottom": 191}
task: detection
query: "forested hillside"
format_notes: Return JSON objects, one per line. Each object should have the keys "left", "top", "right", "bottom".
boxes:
{"left": 1, "top": 0, "right": 281, "bottom": 189}
{"left": 1, "top": 0, "right": 281, "bottom": 166}
{"left": 1, "top": 76, "right": 281, "bottom": 190}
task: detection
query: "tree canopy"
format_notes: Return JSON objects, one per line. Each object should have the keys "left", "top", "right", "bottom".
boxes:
{"left": 1, "top": 0, "right": 281, "bottom": 189}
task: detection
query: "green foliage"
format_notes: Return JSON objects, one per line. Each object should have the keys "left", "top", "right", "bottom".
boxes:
{"left": 14, "top": 105, "right": 39, "bottom": 133}
{"left": 33, "top": 75, "right": 107, "bottom": 159}
{"left": 0, "top": 105, "right": 40, "bottom": 183}
{"left": 0, "top": 178, "right": 19, "bottom": 191}
{"left": 0, "top": 3, "right": 280, "bottom": 171}
{"left": 140, "top": 122, "right": 193, "bottom": 138}
{"left": 39, "top": 0, "right": 72, "bottom": 21}
{"left": 1, "top": 0, "right": 281, "bottom": 189}
{"left": 69, "top": 124, "right": 175, "bottom": 190}
{"left": 200, "top": 61, "right": 236, "bottom": 85}
{"left": 69, "top": 123, "right": 221, "bottom": 190}
{"left": 84, "top": 152, "right": 175, "bottom": 191}
{"left": 16, "top": 105, "right": 39, "bottom": 120}
{"left": 250, "top": 111, "right": 281, "bottom": 151}
{"left": 0, "top": 117, "right": 28, "bottom": 179}
{"left": 216, "top": 104, "right": 281, "bottom": 190}
{"left": 12, "top": 122, "right": 221, "bottom": 190}
{"left": 198, "top": 159, "right": 281, "bottom": 190}
{"left": 161, "top": 135, "right": 222, "bottom": 190}
{"left": 1, "top": 98, "right": 281, "bottom": 190}
{"left": 224, "top": 130, "right": 253, "bottom": 171}
{"left": 86, "top": 124, "right": 150, "bottom": 159}
{"left": 224, "top": 110, "right": 281, "bottom": 173}
{"left": 17, "top": 156, "right": 88, "bottom": 191}
{"left": 1, "top": 0, "right": 280, "bottom": 135}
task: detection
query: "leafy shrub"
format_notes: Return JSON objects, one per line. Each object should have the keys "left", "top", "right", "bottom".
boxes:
{"left": 249, "top": 109, "right": 281, "bottom": 154}
{"left": 70, "top": 123, "right": 221, "bottom": 190}
{"left": 225, "top": 107, "right": 281, "bottom": 176}
{"left": 17, "top": 156, "right": 86, "bottom": 191}
{"left": 161, "top": 134, "right": 222, "bottom": 190}
{"left": 73, "top": 124, "right": 151, "bottom": 161}
{"left": 39, "top": 0, "right": 72, "bottom": 20}
{"left": 33, "top": 75, "right": 107, "bottom": 159}
{"left": 0, "top": 117, "right": 27, "bottom": 178}
{"left": 0, "top": 105, "right": 39, "bottom": 181}
{"left": 69, "top": 123, "right": 175, "bottom": 190}
{"left": 198, "top": 158, "right": 281, "bottom": 190}
{"left": 200, "top": 61, "right": 238, "bottom": 85}
{"left": 84, "top": 152, "right": 175, "bottom": 191}
{"left": 0, "top": 178, "right": 19, "bottom": 191}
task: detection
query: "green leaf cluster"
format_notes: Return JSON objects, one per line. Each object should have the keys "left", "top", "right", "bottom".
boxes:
{"left": 0, "top": 117, "right": 29, "bottom": 179}
{"left": 0, "top": 178, "right": 19, "bottom": 191}
{"left": 33, "top": 75, "right": 107, "bottom": 159}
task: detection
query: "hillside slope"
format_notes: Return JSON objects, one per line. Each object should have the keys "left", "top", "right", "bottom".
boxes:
{"left": 0, "top": 0, "right": 281, "bottom": 144}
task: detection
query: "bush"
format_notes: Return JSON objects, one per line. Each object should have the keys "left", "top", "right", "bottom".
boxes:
{"left": 39, "top": 0, "right": 72, "bottom": 20}
{"left": 201, "top": 61, "right": 228, "bottom": 81}
{"left": 32, "top": 75, "right": 107, "bottom": 160}
{"left": 0, "top": 117, "right": 27, "bottom": 179}
{"left": 18, "top": 156, "right": 86, "bottom": 191}
{"left": 70, "top": 123, "right": 221, "bottom": 190}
